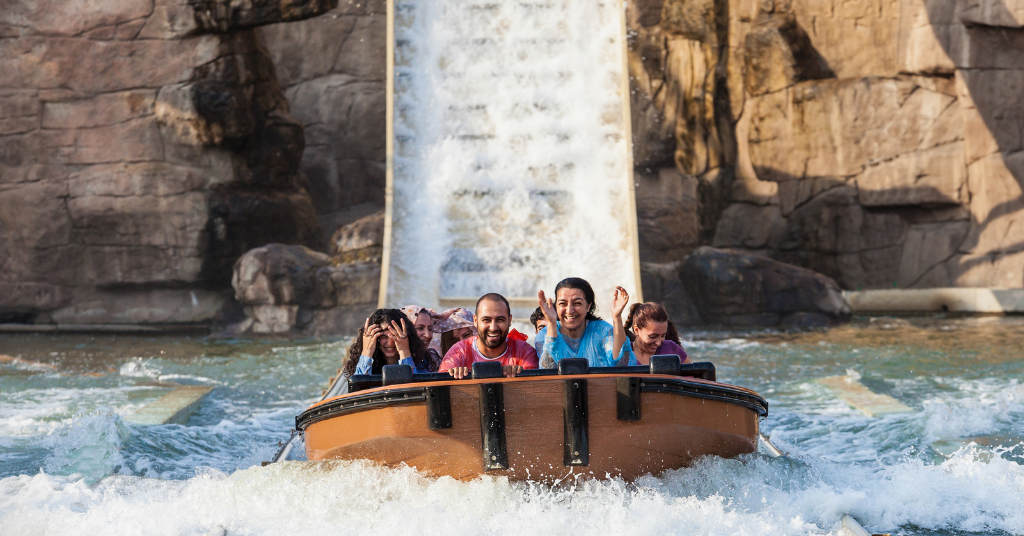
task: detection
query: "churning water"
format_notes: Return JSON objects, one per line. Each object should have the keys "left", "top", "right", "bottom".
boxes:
{"left": 2, "top": 317, "right": 1023, "bottom": 535}
{"left": 386, "top": 0, "right": 639, "bottom": 311}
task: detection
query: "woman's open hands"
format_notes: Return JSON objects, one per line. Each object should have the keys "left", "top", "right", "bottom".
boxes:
{"left": 361, "top": 318, "right": 381, "bottom": 356}
{"left": 537, "top": 289, "right": 558, "bottom": 327}
{"left": 611, "top": 286, "right": 629, "bottom": 319}
{"left": 387, "top": 319, "right": 411, "bottom": 358}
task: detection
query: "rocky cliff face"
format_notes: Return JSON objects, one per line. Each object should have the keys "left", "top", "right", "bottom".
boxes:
{"left": 630, "top": 0, "right": 1024, "bottom": 291}
{"left": 0, "top": 0, "right": 332, "bottom": 324}
{"left": 259, "top": 0, "right": 386, "bottom": 236}
{"left": 5, "top": 0, "right": 1023, "bottom": 329}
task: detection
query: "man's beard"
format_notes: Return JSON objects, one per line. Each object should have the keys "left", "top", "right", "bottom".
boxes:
{"left": 480, "top": 327, "right": 508, "bottom": 349}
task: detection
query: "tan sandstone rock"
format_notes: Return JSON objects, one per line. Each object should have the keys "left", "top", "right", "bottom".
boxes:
{"left": 959, "top": 0, "right": 1024, "bottom": 28}
{"left": 0, "top": 0, "right": 335, "bottom": 326}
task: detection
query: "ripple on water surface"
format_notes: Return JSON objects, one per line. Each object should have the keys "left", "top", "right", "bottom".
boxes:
{"left": 1, "top": 317, "right": 1023, "bottom": 535}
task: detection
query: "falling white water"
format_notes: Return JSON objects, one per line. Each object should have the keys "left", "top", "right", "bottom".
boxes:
{"left": 385, "top": 0, "right": 639, "bottom": 314}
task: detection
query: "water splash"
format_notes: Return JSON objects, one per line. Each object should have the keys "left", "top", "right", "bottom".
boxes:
{"left": 3, "top": 451, "right": 1024, "bottom": 536}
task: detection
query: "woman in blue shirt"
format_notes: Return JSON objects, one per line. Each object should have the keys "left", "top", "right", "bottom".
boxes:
{"left": 535, "top": 277, "right": 631, "bottom": 368}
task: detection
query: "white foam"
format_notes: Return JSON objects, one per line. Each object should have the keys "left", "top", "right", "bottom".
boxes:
{"left": 3, "top": 449, "right": 1024, "bottom": 536}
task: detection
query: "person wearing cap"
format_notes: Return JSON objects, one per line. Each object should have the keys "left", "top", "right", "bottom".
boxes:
{"left": 439, "top": 293, "right": 538, "bottom": 379}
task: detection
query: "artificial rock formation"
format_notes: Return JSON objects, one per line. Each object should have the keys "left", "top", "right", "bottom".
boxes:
{"left": 681, "top": 246, "right": 850, "bottom": 326}
{"left": 227, "top": 211, "right": 382, "bottom": 335}
{"left": 260, "top": 0, "right": 387, "bottom": 236}
{"left": 628, "top": 0, "right": 1024, "bottom": 301}
{"left": 0, "top": 0, "right": 331, "bottom": 325}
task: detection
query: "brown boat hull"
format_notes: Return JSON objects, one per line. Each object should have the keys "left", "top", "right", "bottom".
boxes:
{"left": 301, "top": 374, "right": 764, "bottom": 482}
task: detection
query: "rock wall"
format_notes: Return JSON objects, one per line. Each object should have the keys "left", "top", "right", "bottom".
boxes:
{"left": 259, "top": 0, "right": 386, "bottom": 237}
{"left": 0, "top": 0, "right": 332, "bottom": 324}
{"left": 5, "top": 0, "right": 1023, "bottom": 330}
{"left": 630, "top": 0, "right": 1024, "bottom": 292}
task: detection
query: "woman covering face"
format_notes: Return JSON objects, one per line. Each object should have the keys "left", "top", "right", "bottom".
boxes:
{"left": 343, "top": 308, "right": 434, "bottom": 376}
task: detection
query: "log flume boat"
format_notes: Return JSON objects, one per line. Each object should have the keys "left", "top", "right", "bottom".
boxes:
{"left": 294, "top": 356, "right": 768, "bottom": 482}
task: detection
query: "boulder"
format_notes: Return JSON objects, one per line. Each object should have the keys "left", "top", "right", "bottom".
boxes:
{"left": 232, "top": 244, "right": 336, "bottom": 309}
{"left": 640, "top": 261, "right": 702, "bottom": 325}
{"left": 329, "top": 210, "right": 385, "bottom": 260}
{"left": 680, "top": 246, "right": 850, "bottom": 326}
{"left": 228, "top": 243, "right": 380, "bottom": 335}
{"left": 712, "top": 203, "right": 785, "bottom": 250}
{"left": 635, "top": 168, "right": 699, "bottom": 262}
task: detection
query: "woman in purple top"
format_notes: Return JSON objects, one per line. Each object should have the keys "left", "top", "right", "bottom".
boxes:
{"left": 622, "top": 302, "right": 690, "bottom": 365}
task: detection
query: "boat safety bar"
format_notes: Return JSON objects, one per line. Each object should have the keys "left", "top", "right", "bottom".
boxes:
{"left": 347, "top": 356, "right": 716, "bottom": 393}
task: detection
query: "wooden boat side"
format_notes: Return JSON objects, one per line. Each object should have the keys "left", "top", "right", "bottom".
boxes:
{"left": 301, "top": 375, "right": 764, "bottom": 482}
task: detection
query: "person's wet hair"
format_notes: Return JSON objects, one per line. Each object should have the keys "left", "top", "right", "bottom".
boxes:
{"left": 344, "top": 308, "right": 433, "bottom": 375}
{"left": 554, "top": 277, "right": 601, "bottom": 321}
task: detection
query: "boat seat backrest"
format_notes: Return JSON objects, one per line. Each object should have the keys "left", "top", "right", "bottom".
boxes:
{"left": 382, "top": 364, "right": 414, "bottom": 386}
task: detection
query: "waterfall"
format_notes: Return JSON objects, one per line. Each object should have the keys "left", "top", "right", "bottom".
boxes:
{"left": 383, "top": 0, "right": 640, "bottom": 317}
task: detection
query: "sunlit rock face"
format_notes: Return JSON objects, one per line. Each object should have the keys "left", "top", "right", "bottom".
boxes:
{"left": 0, "top": 0, "right": 332, "bottom": 324}
{"left": 630, "top": 0, "right": 1024, "bottom": 298}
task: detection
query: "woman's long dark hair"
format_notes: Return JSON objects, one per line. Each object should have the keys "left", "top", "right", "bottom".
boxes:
{"left": 554, "top": 277, "right": 601, "bottom": 321}
{"left": 344, "top": 309, "right": 433, "bottom": 375}
{"left": 624, "top": 302, "right": 680, "bottom": 345}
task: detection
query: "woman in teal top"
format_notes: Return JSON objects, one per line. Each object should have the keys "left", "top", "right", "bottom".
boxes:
{"left": 535, "top": 277, "right": 631, "bottom": 368}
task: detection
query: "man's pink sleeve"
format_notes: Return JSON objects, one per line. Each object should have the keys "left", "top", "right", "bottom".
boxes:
{"left": 439, "top": 343, "right": 468, "bottom": 372}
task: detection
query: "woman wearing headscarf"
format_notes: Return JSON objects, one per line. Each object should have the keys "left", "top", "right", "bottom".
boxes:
{"left": 433, "top": 307, "right": 477, "bottom": 357}
{"left": 400, "top": 305, "right": 447, "bottom": 372}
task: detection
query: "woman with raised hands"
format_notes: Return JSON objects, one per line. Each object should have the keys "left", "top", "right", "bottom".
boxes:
{"left": 535, "top": 277, "right": 631, "bottom": 368}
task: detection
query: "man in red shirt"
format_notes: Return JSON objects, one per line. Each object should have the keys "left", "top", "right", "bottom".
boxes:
{"left": 440, "top": 293, "right": 539, "bottom": 379}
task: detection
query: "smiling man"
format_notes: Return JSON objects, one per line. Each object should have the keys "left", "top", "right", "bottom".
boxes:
{"left": 439, "top": 293, "right": 538, "bottom": 379}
